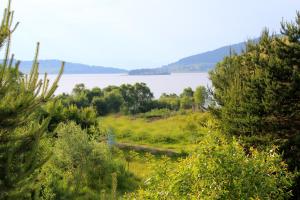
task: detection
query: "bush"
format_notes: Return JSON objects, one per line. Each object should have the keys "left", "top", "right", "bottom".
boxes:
{"left": 40, "top": 101, "right": 98, "bottom": 131}
{"left": 139, "top": 108, "right": 173, "bottom": 119}
{"left": 38, "top": 122, "right": 138, "bottom": 199}
{"left": 124, "top": 132, "right": 295, "bottom": 199}
{"left": 149, "top": 134, "right": 179, "bottom": 144}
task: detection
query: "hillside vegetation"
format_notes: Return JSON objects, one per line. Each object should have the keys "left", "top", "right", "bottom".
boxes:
{"left": 100, "top": 112, "right": 213, "bottom": 152}
{"left": 0, "top": 1, "right": 299, "bottom": 200}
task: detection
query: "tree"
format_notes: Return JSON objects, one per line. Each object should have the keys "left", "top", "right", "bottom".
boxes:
{"left": 194, "top": 86, "right": 208, "bottom": 111}
{"left": 180, "top": 87, "right": 194, "bottom": 110}
{"left": 119, "top": 83, "right": 153, "bottom": 114}
{"left": 104, "top": 89, "right": 124, "bottom": 113}
{"left": 92, "top": 96, "right": 108, "bottom": 115}
{"left": 119, "top": 84, "right": 135, "bottom": 114}
{"left": 86, "top": 87, "right": 103, "bottom": 102}
{"left": 159, "top": 93, "right": 180, "bottom": 110}
{"left": 72, "top": 83, "right": 87, "bottom": 95}
{"left": 71, "top": 83, "right": 90, "bottom": 108}
{"left": 209, "top": 15, "right": 300, "bottom": 135}
{"left": 103, "top": 85, "right": 119, "bottom": 93}
{"left": 180, "top": 96, "right": 193, "bottom": 110}
{"left": 134, "top": 82, "right": 154, "bottom": 113}
{"left": 180, "top": 87, "right": 194, "bottom": 98}
{"left": 209, "top": 13, "right": 300, "bottom": 198}
{"left": 0, "top": 1, "right": 64, "bottom": 198}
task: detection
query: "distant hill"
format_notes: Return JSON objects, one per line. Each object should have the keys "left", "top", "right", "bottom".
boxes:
{"left": 129, "top": 41, "right": 248, "bottom": 75}
{"left": 17, "top": 60, "right": 128, "bottom": 74}
{"left": 16, "top": 40, "right": 255, "bottom": 75}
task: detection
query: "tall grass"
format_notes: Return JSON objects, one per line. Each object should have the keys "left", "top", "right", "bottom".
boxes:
{"left": 100, "top": 112, "right": 215, "bottom": 152}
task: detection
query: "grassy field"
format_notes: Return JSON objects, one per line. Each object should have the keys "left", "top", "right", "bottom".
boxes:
{"left": 100, "top": 111, "right": 214, "bottom": 153}
{"left": 100, "top": 111, "right": 217, "bottom": 180}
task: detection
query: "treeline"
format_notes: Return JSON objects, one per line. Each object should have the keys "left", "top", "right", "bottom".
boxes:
{"left": 57, "top": 83, "right": 208, "bottom": 116}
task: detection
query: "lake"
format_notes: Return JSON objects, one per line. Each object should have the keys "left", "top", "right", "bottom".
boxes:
{"left": 47, "top": 73, "right": 211, "bottom": 98}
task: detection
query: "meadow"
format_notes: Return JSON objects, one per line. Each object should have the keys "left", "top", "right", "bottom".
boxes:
{"left": 100, "top": 111, "right": 214, "bottom": 153}
{"left": 101, "top": 111, "right": 219, "bottom": 181}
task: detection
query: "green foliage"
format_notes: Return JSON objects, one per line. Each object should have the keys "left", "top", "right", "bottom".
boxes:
{"left": 158, "top": 93, "right": 180, "bottom": 111}
{"left": 119, "top": 83, "right": 154, "bottom": 114}
{"left": 194, "top": 86, "right": 208, "bottom": 111}
{"left": 40, "top": 101, "right": 98, "bottom": 131}
{"left": 3, "top": 1, "right": 296, "bottom": 198}
{"left": 60, "top": 83, "right": 156, "bottom": 116}
{"left": 101, "top": 112, "right": 216, "bottom": 152}
{"left": 180, "top": 95, "right": 194, "bottom": 110}
{"left": 72, "top": 83, "right": 87, "bottom": 95}
{"left": 60, "top": 83, "right": 210, "bottom": 118}
{"left": 63, "top": 105, "right": 97, "bottom": 129}
{"left": 91, "top": 88, "right": 124, "bottom": 115}
{"left": 0, "top": 1, "right": 64, "bottom": 198}
{"left": 138, "top": 108, "right": 173, "bottom": 119}
{"left": 103, "top": 89, "right": 124, "bottom": 114}
{"left": 209, "top": 13, "right": 300, "bottom": 198}
{"left": 124, "top": 132, "right": 295, "bottom": 199}
{"left": 123, "top": 150, "right": 140, "bottom": 170}
{"left": 210, "top": 14, "right": 300, "bottom": 135}
{"left": 38, "top": 122, "right": 138, "bottom": 200}
{"left": 180, "top": 87, "right": 194, "bottom": 110}
{"left": 180, "top": 87, "right": 194, "bottom": 98}
{"left": 92, "top": 96, "right": 108, "bottom": 115}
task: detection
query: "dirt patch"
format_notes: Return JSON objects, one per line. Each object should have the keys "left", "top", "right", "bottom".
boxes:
{"left": 115, "top": 143, "right": 186, "bottom": 157}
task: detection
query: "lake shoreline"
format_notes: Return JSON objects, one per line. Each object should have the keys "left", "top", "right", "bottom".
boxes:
{"left": 44, "top": 73, "right": 210, "bottom": 98}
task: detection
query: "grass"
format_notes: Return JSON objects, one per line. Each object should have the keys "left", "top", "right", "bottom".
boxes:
{"left": 118, "top": 150, "right": 178, "bottom": 180}
{"left": 101, "top": 110, "right": 217, "bottom": 180}
{"left": 100, "top": 111, "right": 214, "bottom": 153}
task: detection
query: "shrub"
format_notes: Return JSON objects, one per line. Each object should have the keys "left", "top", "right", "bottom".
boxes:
{"left": 139, "top": 108, "right": 173, "bottom": 119}
{"left": 38, "top": 122, "right": 138, "bottom": 199}
{"left": 124, "top": 132, "right": 295, "bottom": 199}
{"left": 40, "top": 101, "right": 98, "bottom": 131}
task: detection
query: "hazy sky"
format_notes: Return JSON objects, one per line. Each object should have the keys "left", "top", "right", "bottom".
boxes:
{"left": 3, "top": 0, "right": 300, "bottom": 69}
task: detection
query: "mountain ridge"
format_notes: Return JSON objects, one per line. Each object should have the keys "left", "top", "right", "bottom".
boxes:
{"left": 17, "top": 59, "right": 128, "bottom": 74}
{"left": 14, "top": 39, "right": 257, "bottom": 75}
{"left": 128, "top": 40, "right": 251, "bottom": 75}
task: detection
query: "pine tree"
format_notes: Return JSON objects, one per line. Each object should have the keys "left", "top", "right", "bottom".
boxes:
{"left": 0, "top": 1, "right": 64, "bottom": 199}
{"left": 210, "top": 13, "right": 300, "bottom": 135}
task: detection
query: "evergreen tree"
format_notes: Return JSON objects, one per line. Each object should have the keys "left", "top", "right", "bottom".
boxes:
{"left": 0, "top": 1, "right": 64, "bottom": 198}
{"left": 209, "top": 13, "right": 300, "bottom": 198}
{"left": 210, "top": 13, "right": 300, "bottom": 135}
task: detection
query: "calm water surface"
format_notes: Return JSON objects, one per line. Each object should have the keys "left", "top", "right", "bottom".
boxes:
{"left": 46, "top": 73, "right": 211, "bottom": 98}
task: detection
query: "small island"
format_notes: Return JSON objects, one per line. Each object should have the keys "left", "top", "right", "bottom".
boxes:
{"left": 128, "top": 68, "right": 171, "bottom": 75}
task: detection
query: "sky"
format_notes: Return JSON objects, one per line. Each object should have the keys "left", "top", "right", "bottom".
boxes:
{"left": 2, "top": 0, "right": 300, "bottom": 69}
